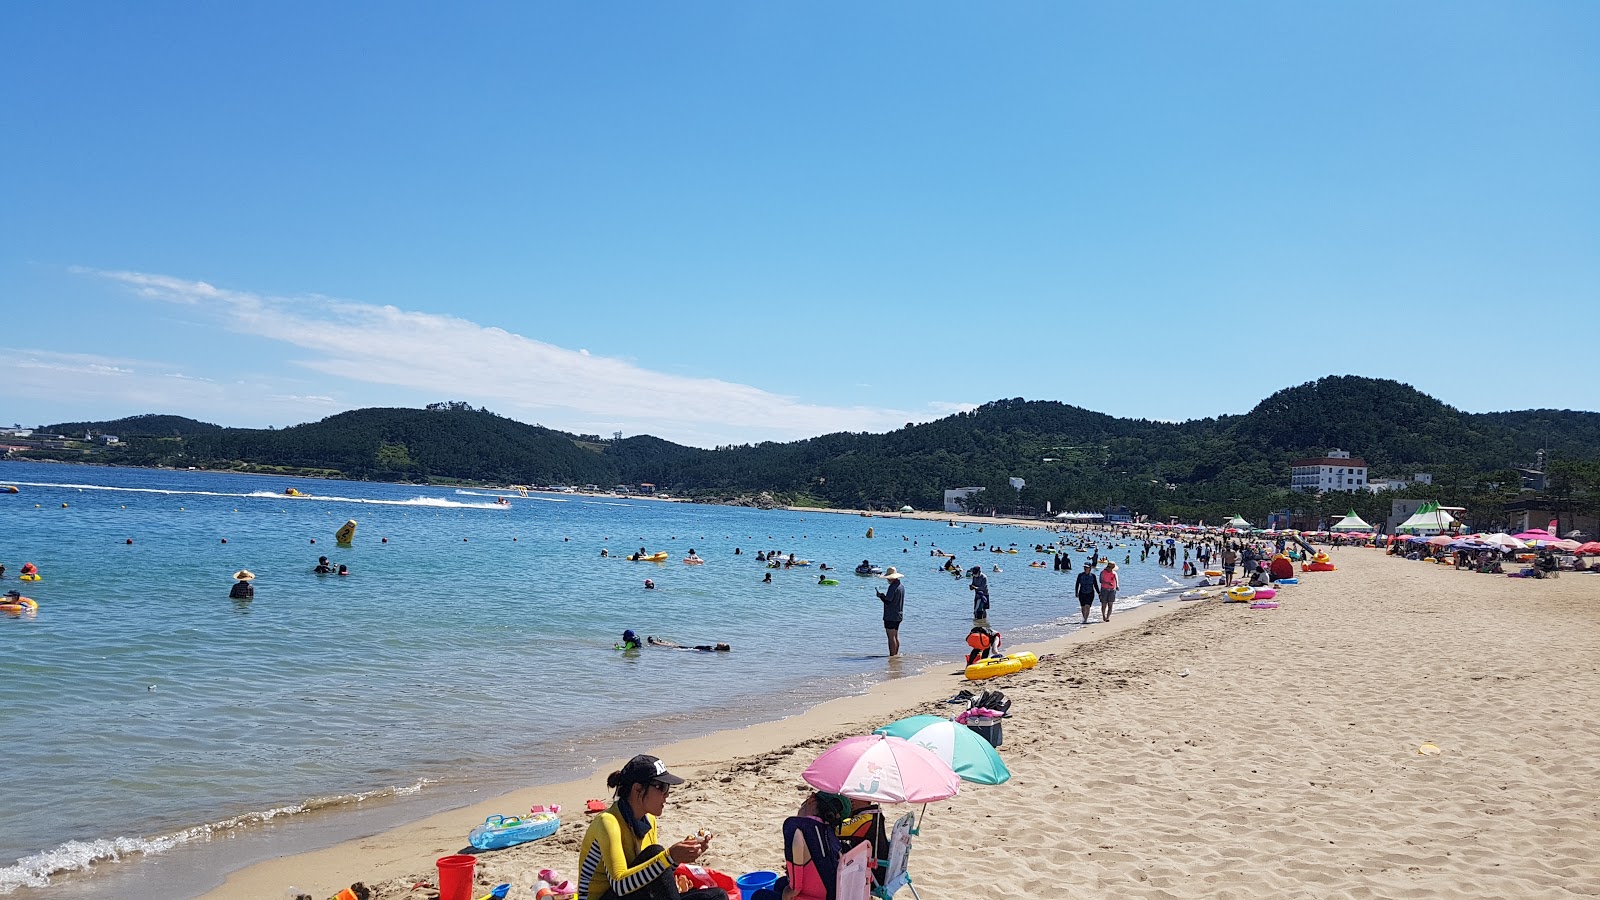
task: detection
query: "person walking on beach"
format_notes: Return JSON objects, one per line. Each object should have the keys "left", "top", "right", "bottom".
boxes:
{"left": 1098, "top": 561, "right": 1119, "bottom": 622}
{"left": 1221, "top": 545, "right": 1238, "bottom": 584}
{"left": 876, "top": 567, "right": 905, "bottom": 657}
{"left": 1074, "top": 561, "right": 1098, "bottom": 624}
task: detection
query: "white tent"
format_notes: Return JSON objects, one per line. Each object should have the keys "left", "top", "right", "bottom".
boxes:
{"left": 1329, "top": 510, "right": 1374, "bottom": 532}
{"left": 1224, "top": 515, "right": 1253, "bottom": 530}
{"left": 1054, "top": 512, "right": 1105, "bottom": 521}
{"left": 1395, "top": 501, "right": 1457, "bottom": 536}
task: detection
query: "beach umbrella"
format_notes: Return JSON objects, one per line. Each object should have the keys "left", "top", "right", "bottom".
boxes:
{"left": 1576, "top": 542, "right": 1600, "bottom": 554}
{"left": 1552, "top": 539, "right": 1582, "bottom": 552}
{"left": 873, "top": 715, "right": 1011, "bottom": 785}
{"left": 1426, "top": 535, "right": 1455, "bottom": 547}
{"left": 899, "top": 506, "right": 915, "bottom": 514}
{"left": 1481, "top": 534, "right": 1526, "bottom": 550}
{"left": 1513, "top": 529, "right": 1557, "bottom": 542}
{"left": 802, "top": 735, "right": 960, "bottom": 805}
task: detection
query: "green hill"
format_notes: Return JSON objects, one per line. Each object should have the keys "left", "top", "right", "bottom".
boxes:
{"left": 26, "top": 377, "right": 1600, "bottom": 525}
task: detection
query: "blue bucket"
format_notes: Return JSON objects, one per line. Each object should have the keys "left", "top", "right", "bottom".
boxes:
{"left": 736, "top": 871, "right": 780, "bottom": 895}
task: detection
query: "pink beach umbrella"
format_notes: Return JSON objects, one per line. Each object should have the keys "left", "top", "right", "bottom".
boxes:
{"left": 1513, "top": 529, "right": 1557, "bottom": 542}
{"left": 1552, "top": 539, "right": 1582, "bottom": 552}
{"left": 802, "top": 735, "right": 960, "bottom": 805}
{"left": 1577, "top": 542, "right": 1600, "bottom": 554}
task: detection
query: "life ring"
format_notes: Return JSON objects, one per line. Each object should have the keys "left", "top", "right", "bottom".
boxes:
{"left": 0, "top": 597, "right": 37, "bottom": 612}
{"left": 1028, "top": 562, "right": 1047, "bottom": 568}
{"left": 682, "top": 558, "right": 705, "bottom": 565}
{"left": 817, "top": 578, "right": 839, "bottom": 586}
{"left": 19, "top": 574, "right": 41, "bottom": 583}
{"left": 1179, "top": 589, "right": 1209, "bottom": 601}
{"left": 1007, "top": 651, "right": 1038, "bottom": 669}
{"left": 965, "top": 656, "right": 1023, "bottom": 681}
{"left": 1224, "top": 586, "right": 1256, "bottom": 603}
{"left": 630, "top": 552, "right": 669, "bottom": 562}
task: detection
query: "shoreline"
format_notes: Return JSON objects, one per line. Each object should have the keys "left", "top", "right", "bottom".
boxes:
{"left": 201, "top": 596, "right": 1192, "bottom": 898}
{"left": 207, "top": 548, "right": 1600, "bottom": 899}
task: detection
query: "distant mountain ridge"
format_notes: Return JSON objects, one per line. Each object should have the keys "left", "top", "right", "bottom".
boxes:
{"left": 30, "top": 376, "right": 1600, "bottom": 521}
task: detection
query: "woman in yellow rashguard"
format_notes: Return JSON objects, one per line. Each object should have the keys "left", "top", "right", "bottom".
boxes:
{"left": 578, "top": 755, "right": 725, "bottom": 900}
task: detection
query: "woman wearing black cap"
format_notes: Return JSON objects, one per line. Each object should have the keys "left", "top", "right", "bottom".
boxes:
{"left": 577, "top": 754, "right": 724, "bottom": 900}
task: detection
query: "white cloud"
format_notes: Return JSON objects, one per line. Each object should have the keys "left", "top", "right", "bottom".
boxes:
{"left": 3, "top": 349, "right": 346, "bottom": 426}
{"left": 86, "top": 269, "right": 962, "bottom": 446}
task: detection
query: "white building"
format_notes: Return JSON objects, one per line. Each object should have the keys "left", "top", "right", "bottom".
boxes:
{"left": 1290, "top": 449, "right": 1368, "bottom": 493}
{"left": 944, "top": 487, "right": 984, "bottom": 513}
{"left": 1368, "top": 473, "right": 1432, "bottom": 493}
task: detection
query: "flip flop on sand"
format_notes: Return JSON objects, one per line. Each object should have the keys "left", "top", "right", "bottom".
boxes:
{"left": 945, "top": 689, "right": 975, "bottom": 704}
{"left": 584, "top": 799, "right": 607, "bottom": 813}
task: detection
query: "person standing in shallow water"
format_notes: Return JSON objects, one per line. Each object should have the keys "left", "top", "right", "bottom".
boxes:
{"left": 875, "top": 567, "right": 905, "bottom": 656}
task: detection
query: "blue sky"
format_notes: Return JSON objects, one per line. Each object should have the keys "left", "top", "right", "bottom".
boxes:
{"left": 3, "top": 2, "right": 1596, "bottom": 446}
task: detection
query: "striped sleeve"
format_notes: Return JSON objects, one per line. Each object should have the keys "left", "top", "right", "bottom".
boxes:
{"left": 579, "top": 810, "right": 671, "bottom": 900}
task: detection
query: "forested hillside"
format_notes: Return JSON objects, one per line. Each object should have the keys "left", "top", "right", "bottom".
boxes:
{"left": 22, "top": 376, "right": 1600, "bottom": 526}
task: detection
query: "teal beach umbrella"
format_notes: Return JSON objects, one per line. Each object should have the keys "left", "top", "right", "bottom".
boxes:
{"left": 874, "top": 715, "right": 1011, "bottom": 785}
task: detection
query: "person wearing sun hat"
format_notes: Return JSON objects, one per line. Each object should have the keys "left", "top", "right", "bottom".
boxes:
{"left": 875, "top": 567, "right": 906, "bottom": 657}
{"left": 228, "top": 570, "right": 255, "bottom": 600}
{"left": 578, "top": 754, "right": 724, "bottom": 900}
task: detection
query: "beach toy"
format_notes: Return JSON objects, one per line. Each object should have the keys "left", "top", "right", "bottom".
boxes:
{"left": 19, "top": 574, "right": 41, "bottom": 582}
{"left": 965, "top": 655, "right": 1023, "bottom": 680}
{"left": 584, "top": 799, "right": 607, "bottom": 813}
{"left": 1303, "top": 562, "right": 1337, "bottom": 572}
{"left": 1249, "top": 602, "right": 1279, "bottom": 609}
{"left": 1007, "top": 651, "right": 1038, "bottom": 670}
{"left": 817, "top": 578, "right": 838, "bottom": 585}
{"left": 1, "top": 596, "right": 37, "bottom": 613}
{"left": 1418, "top": 742, "right": 1442, "bottom": 756}
{"left": 1204, "top": 570, "right": 1222, "bottom": 577}
{"left": 630, "top": 552, "right": 670, "bottom": 562}
{"left": 683, "top": 557, "right": 705, "bottom": 565}
{"left": 1253, "top": 587, "right": 1277, "bottom": 600}
{"left": 474, "top": 886, "right": 511, "bottom": 900}
{"left": 468, "top": 811, "right": 559, "bottom": 850}
{"left": 1224, "top": 586, "right": 1256, "bottom": 603}
{"left": 436, "top": 854, "right": 477, "bottom": 900}
{"left": 335, "top": 519, "right": 357, "bottom": 545}
{"left": 1179, "top": 590, "right": 1209, "bottom": 601}
{"left": 1276, "top": 577, "right": 1299, "bottom": 585}
{"left": 736, "top": 871, "right": 780, "bottom": 897}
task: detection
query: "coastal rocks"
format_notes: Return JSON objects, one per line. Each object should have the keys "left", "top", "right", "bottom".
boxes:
{"left": 709, "top": 492, "right": 778, "bottom": 510}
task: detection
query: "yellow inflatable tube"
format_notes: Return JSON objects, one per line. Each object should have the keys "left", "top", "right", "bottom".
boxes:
{"left": 0, "top": 597, "right": 37, "bottom": 612}
{"left": 965, "top": 656, "right": 1023, "bottom": 680}
{"left": 1008, "top": 651, "right": 1038, "bottom": 669}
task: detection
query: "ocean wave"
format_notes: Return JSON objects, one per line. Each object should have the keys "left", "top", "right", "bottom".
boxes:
{"left": 0, "top": 779, "right": 433, "bottom": 894}
{"left": 6, "top": 481, "right": 508, "bottom": 510}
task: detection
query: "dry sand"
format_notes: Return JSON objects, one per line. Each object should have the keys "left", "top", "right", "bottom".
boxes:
{"left": 207, "top": 549, "right": 1600, "bottom": 900}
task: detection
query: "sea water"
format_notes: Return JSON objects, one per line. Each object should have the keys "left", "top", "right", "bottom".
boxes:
{"left": 0, "top": 461, "right": 1179, "bottom": 897}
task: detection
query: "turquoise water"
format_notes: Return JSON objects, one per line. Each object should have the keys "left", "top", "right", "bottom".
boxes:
{"left": 0, "top": 461, "right": 1179, "bottom": 896}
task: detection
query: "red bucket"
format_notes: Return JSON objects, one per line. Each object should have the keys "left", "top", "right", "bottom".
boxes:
{"left": 437, "top": 854, "right": 477, "bottom": 900}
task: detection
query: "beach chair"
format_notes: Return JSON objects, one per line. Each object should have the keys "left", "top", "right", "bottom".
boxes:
{"left": 871, "top": 813, "right": 919, "bottom": 900}
{"left": 783, "top": 816, "right": 873, "bottom": 900}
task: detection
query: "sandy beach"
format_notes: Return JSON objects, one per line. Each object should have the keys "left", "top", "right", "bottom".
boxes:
{"left": 205, "top": 547, "right": 1600, "bottom": 900}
